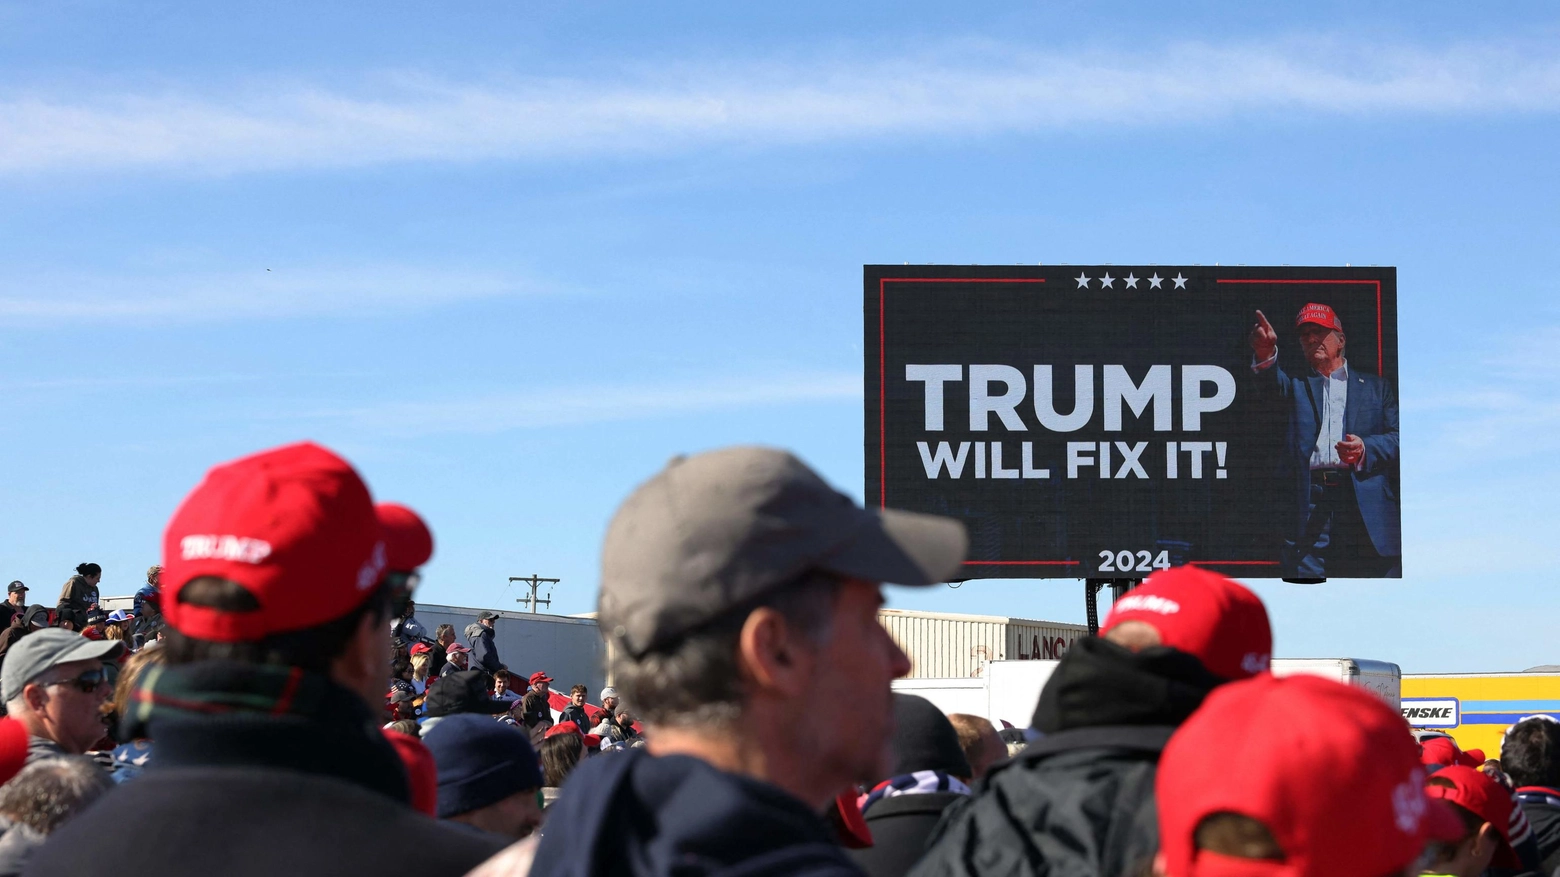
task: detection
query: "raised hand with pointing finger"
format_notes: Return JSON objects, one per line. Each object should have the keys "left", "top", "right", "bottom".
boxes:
{"left": 1249, "top": 310, "right": 1277, "bottom": 362}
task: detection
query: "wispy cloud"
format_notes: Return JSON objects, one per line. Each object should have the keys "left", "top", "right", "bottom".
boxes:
{"left": 0, "top": 264, "right": 546, "bottom": 324}
{"left": 278, "top": 370, "right": 862, "bottom": 436}
{"left": 1408, "top": 321, "right": 1560, "bottom": 463}
{"left": 2, "top": 39, "right": 1558, "bottom": 176}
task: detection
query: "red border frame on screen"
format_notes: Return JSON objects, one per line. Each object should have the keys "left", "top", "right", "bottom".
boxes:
{"left": 876, "top": 274, "right": 1386, "bottom": 571}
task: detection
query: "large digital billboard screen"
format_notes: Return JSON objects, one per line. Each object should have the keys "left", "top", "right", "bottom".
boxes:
{"left": 864, "top": 265, "right": 1400, "bottom": 580}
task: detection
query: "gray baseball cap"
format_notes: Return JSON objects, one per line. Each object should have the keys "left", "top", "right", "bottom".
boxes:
{"left": 599, "top": 446, "right": 967, "bottom": 659}
{"left": 2, "top": 628, "right": 125, "bottom": 703}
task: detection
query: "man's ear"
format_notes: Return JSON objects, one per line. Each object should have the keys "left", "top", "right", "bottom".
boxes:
{"left": 23, "top": 682, "right": 50, "bottom": 712}
{"left": 1473, "top": 822, "right": 1498, "bottom": 859}
{"left": 737, "top": 607, "right": 813, "bottom": 698}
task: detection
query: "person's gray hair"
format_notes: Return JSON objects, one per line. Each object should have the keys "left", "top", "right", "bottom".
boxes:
{"left": 0, "top": 757, "right": 114, "bottom": 834}
{"left": 607, "top": 571, "right": 842, "bottom": 731}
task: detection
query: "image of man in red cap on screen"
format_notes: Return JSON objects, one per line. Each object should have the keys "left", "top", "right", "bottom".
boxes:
{"left": 1153, "top": 673, "right": 1464, "bottom": 877}
{"left": 26, "top": 441, "right": 509, "bottom": 877}
{"left": 913, "top": 565, "right": 1272, "bottom": 877}
{"left": 1249, "top": 302, "right": 1400, "bottom": 579}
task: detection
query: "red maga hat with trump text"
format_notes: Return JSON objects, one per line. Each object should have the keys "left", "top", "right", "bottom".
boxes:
{"left": 1101, "top": 565, "right": 1272, "bottom": 681}
{"left": 161, "top": 441, "right": 387, "bottom": 642}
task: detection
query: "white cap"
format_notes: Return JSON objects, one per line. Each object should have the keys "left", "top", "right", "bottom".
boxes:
{"left": 600, "top": 687, "right": 619, "bottom": 700}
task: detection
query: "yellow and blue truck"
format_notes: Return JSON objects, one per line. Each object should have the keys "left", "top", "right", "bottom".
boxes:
{"left": 1401, "top": 672, "right": 1560, "bottom": 757}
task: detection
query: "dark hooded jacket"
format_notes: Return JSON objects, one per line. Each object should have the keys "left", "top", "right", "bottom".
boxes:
{"left": 907, "top": 636, "right": 1224, "bottom": 877}
{"left": 24, "top": 661, "right": 508, "bottom": 877}
{"left": 529, "top": 748, "right": 864, "bottom": 877}
{"left": 470, "top": 623, "right": 502, "bottom": 675}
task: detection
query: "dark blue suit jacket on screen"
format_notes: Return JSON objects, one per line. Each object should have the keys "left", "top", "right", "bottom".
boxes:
{"left": 1257, "top": 361, "right": 1400, "bottom": 559}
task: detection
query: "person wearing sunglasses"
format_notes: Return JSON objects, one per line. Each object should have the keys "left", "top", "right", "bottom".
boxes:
{"left": 0, "top": 627, "right": 123, "bottom": 765}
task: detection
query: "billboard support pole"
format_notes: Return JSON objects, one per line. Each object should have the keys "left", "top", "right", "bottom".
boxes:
{"left": 1087, "top": 578, "right": 1141, "bottom": 636}
{"left": 1085, "top": 579, "right": 1107, "bottom": 635}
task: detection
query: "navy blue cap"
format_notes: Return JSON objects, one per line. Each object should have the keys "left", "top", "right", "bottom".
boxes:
{"left": 422, "top": 714, "right": 543, "bottom": 818}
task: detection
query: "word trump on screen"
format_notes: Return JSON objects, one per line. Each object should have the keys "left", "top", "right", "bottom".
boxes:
{"left": 905, "top": 364, "right": 1238, "bottom": 481}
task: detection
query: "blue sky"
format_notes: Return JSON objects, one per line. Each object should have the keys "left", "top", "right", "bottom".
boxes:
{"left": 2, "top": 1, "right": 1558, "bottom": 673}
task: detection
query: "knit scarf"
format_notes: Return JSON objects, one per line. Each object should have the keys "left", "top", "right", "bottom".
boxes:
{"left": 128, "top": 660, "right": 336, "bottom": 730}
{"left": 857, "top": 770, "right": 971, "bottom": 815}
{"left": 126, "top": 659, "right": 410, "bottom": 804}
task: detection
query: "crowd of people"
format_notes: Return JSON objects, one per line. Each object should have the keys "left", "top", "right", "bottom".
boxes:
{"left": 0, "top": 438, "right": 1552, "bottom": 877}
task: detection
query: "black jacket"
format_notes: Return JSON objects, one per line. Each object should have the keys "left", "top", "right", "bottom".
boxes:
{"left": 849, "top": 793, "right": 966, "bottom": 877}
{"left": 1518, "top": 788, "right": 1560, "bottom": 876}
{"left": 530, "top": 748, "right": 864, "bottom": 877}
{"left": 907, "top": 637, "right": 1223, "bottom": 877}
{"left": 559, "top": 704, "right": 590, "bottom": 730}
{"left": 25, "top": 666, "right": 510, "bottom": 877}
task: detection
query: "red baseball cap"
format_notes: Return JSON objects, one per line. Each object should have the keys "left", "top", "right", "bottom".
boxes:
{"left": 162, "top": 442, "right": 387, "bottom": 642}
{"left": 446, "top": 643, "right": 471, "bottom": 654}
{"left": 377, "top": 503, "right": 434, "bottom": 572}
{"left": 1101, "top": 566, "right": 1272, "bottom": 680}
{"left": 383, "top": 729, "right": 438, "bottom": 817}
{"left": 1294, "top": 303, "right": 1342, "bottom": 332}
{"left": 1421, "top": 735, "right": 1481, "bottom": 769}
{"left": 529, "top": 671, "right": 553, "bottom": 686}
{"left": 544, "top": 721, "right": 601, "bottom": 749}
{"left": 1425, "top": 765, "right": 1521, "bottom": 869}
{"left": 1158, "top": 674, "right": 1465, "bottom": 877}
{"left": 409, "top": 642, "right": 432, "bottom": 656}
{"left": 0, "top": 718, "right": 27, "bottom": 788}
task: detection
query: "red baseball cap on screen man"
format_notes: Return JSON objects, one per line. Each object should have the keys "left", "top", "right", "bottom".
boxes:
{"left": 1294, "top": 303, "right": 1342, "bottom": 332}
{"left": 1101, "top": 566, "right": 1271, "bottom": 681}
{"left": 161, "top": 441, "right": 387, "bottom": 642}
{"left": 1157, "top": 673, "right": 1464, "bottom": 877}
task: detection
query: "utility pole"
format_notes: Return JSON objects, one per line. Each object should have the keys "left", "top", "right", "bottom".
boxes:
{"left": 509, "top": 575, "right": 560, "bottom": 614}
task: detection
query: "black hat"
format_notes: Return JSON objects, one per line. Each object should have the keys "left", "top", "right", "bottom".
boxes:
{"left": 423, "top": 714, "right": 543, "bottom": 818}
{"left": 888, "top": 693, "right": 971, "bottom": 778}
{"left": 20, "top": 606, "right": 49, "bottom": 629}
{"left": 422, "top": 670, "right": 513, "bottom": 718}
{"left": 6, "top": 582, "right": 25, "bottom": 595}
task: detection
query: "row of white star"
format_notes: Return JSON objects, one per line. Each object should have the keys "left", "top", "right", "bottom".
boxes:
{"left": 1075, "top": 272, "right": 1188, "bottom": 289}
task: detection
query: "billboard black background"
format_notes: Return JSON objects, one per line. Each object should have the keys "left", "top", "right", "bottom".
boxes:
{"left": 864, "top": 264, "right": 1399, "bottom": 579}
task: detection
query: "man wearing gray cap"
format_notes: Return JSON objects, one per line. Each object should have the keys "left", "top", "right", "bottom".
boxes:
{"left": 2, "top": 629, "right": 123, "bottom": 763}
{"left": 525, "top": 446, "right": 966, "bottom": 877}
{"left": 471, "top": 611, "right": 502, "bottom": 677}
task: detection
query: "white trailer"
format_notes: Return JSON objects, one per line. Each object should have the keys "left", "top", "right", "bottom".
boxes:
{"left": 1269, "top": 658, "right": 1401, "bottom": 710}
{"left": 895, "top": 656, "right": 1401, "bottom": 729}
{"left": 413, "top": 603, "right": 607, "bottom": 696}
{"left": 892, "top": 659, "right": 1059, "bottom": 729}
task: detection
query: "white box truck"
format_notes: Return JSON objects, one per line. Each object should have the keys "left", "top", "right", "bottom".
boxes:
{"left": 894, "top": 657, "right": 1400, "bottom": 729}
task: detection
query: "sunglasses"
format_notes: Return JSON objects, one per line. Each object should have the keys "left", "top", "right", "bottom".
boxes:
{"left": 44, "top": 667, "right": 110, "bottom": 694}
